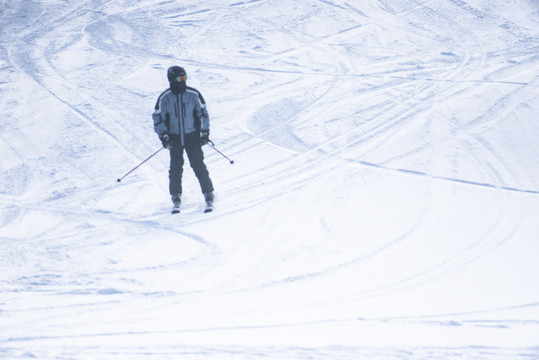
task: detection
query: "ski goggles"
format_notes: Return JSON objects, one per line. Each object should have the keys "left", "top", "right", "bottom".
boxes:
{"left": 173, "top": 75, "right": 187, "bottom": 82}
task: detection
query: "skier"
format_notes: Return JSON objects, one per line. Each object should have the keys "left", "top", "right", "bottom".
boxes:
{"left": 153, "top": 65, "right": 214, "bottom": 213}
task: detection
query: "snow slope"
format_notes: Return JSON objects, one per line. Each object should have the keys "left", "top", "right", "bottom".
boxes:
{"left": 1, "top": 0, "right": 539, "bottom": 358}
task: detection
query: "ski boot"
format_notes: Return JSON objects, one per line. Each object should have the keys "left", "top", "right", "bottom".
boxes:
{"left": 204, "top": 192, "right": 214, "bottom": 213}
{"left": 171, "top": 194, "right": 181, "bottom": 214}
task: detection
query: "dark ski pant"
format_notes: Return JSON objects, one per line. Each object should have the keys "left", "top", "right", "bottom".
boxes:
{"left": 168, "top": 132, "right": 214, "bottom": 196}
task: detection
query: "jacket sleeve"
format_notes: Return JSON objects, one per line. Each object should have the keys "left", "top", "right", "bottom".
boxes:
{"left": 153, "top": 91, "right": 169, "bottom": 136}
{"left": 195, "top": 92, "right": 210, "bottom": 132}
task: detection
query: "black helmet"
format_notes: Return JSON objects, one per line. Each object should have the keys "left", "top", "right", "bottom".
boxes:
{"left": 167, "top": 66, "right": 187, "bottom": 94}
{"left": 167, "top": 66, "right": 186, "bottom": 82}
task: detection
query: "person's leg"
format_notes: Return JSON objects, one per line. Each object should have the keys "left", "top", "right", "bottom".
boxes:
{"left": 184, "top": 133, "right": 214, "bottom": 195}
{"left": 168, "top": 135, "right": 185, "bottom": 198}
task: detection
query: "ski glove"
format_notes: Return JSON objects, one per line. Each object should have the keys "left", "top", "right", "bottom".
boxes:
{"left": 160, "top": 134, "right": 170, "bottom": 149}
{"left": 200, "top": 130, "right": 210, "bottom": 146}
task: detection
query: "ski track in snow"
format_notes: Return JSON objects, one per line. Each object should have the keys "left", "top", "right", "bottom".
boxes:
{"left": 1, "top": 0, "right": 539, "bottom": 359}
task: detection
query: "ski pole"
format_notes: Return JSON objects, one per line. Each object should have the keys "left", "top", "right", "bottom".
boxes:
{"left": 117, "top": 147, "right": 165, "bottom": 183}
{"left": 208, "top": 140, "right": 234, "bottom": 164}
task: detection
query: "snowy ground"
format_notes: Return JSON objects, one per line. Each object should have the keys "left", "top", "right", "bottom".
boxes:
{"left": 1, "top": 0, "right": 539, "bottom": 359}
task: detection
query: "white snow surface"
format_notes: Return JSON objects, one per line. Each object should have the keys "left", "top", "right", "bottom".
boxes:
{"left": 1, "top": 0, "right": 539, "bottom": 359}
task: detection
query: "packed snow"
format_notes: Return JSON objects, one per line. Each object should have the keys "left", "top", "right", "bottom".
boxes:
{"left": 1, "top": 0, "right": 539, "bottom": 359}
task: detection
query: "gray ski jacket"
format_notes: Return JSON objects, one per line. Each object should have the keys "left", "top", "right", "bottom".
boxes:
{"left": 153, "top": 87, "right": 209, "bottom": 145}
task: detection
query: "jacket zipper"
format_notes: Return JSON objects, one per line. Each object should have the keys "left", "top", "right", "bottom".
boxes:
{"left": 176, "top": 93, "right": 185, "bottom": 146}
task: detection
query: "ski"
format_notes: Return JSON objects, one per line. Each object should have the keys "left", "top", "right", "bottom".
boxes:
{"left": 170, "top": 195, "right": 212, "bottom": 214}
{"left": 171, "top": 203, "right": 212, "bottom": 214}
